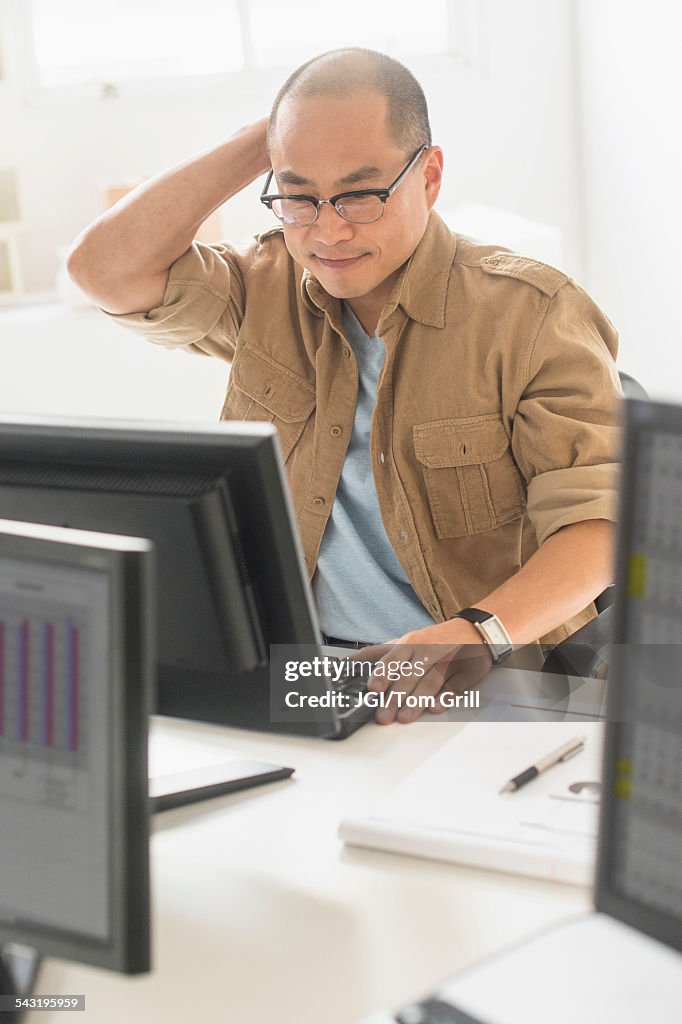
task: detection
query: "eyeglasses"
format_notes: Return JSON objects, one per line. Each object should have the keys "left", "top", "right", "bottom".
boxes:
{"left": 259, "top": 144, "right": 429, "bottom": 227}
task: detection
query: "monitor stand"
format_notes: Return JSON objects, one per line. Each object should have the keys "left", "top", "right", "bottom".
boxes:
{"left": 0, "top": 944, "right": 41, "bottom": 1024}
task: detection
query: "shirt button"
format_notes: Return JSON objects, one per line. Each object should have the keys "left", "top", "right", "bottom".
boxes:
{"left": 380, "top": 451, "right": 385, "bottom": 464}
{"left": 343, "top": 347, "right": 351, "bottom": 358}
{"left": 399, "top": 529, "right": 408, "bottom": 541}
{"left": 312, "top": 497, "right": 325, "bottom": 508}
{"left": 488, "top": 257, "right": 499, "bottom": 266}
{"left": 330, "top": 425, "right": 342, "bottom": 437}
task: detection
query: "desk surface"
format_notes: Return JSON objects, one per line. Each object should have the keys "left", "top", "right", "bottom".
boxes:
{"left": 28, "top": 713, "right": 591, "bottom": 1024}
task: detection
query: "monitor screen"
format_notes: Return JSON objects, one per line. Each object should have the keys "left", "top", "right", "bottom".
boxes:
{"left": 0, "top": 416, "right": 329, "bottom": 737}
{"left": 597, "top": 399, "right": 682, "bottom": 953}
{"left": 0, "top": 519, "right": 152, "bottom": 986}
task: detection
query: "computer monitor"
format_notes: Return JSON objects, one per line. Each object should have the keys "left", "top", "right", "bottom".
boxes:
{"left": 0, "top": 518, "right": 153, "bottom": 1015}
{"left": 596, "top": 397, "right": 682, "bottom": 953}
{"left": 0, "top": 415, "right": 329, "bottom": 736}
{"left": 365, "top": 396, "right": 682, "bottom": 1024}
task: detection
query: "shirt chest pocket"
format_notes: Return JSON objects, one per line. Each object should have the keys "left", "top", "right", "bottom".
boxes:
{"left": 413, "top": 415, "right": 526, "bottom": 539}
{"left": 222, "top": 347, "right": 316, "bottom": 463}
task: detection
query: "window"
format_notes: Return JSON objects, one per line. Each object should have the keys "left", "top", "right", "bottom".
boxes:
{"left": 29, "top": 0, "right": 244, "bottom": 87}
{"left": 246, "top": 0, "right": 451, "bottom": 69}
{"left": 24, "top": 0, "right": 465, "bottom": 95}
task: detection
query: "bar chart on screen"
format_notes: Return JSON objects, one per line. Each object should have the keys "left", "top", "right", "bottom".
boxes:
{"left": 0, "top": 563, "right": 101, "bottom": 814}
{"left": 0, "top": 607, "right": 86, "bottom": 754}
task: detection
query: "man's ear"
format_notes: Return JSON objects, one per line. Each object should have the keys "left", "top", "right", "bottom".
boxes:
{"left": 424, "top": 147, "right": 444, "bottom": 209}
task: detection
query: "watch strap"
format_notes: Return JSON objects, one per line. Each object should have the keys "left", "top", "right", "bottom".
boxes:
{"left": 454, "top": 607, "right": 495, "bottom": 625}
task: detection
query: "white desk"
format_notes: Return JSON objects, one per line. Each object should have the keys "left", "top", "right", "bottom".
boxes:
{"left": 28, "top": 714, "right": 591, "bottom": 1024}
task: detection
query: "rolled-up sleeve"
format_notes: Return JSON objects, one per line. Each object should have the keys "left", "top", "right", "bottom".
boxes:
{"left": 100, "top": 240, "right": 246, "bottom": 362}
{"left": 511, "top": 280, "right": 622, "bottom": 547}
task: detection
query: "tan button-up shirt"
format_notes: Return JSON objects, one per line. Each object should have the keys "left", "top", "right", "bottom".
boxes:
{"left": 104, "top": 211, "right": 621, "bottom": 646}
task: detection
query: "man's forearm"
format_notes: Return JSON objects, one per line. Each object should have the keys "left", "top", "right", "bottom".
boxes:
{"left": 473, "top": 518, "right": 616, "bottom": 645}
{"left": 67, "top": 118, "right": 270, "bottom": 312}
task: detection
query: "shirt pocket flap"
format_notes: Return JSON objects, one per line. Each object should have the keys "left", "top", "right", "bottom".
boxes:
{"left": 413, "top": 416, "right": 510, "bottom": 468}
{"left": 231, "top": 347, "right": 316, "bottom": 422}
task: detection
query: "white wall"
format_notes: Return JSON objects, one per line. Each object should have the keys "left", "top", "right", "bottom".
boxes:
{"left": 0, "top": 0, "right": 583, "bottom": 422}
{"left": 575, "top": 0, "right": 682, "bottom": 400}
{"left": 0, "top": 303, "right": 228, "bottom": 421}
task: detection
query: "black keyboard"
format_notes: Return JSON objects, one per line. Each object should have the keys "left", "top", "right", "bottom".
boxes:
{"left": 327, "top": 658, "right": 375, "bottom": 738}
{"left": 395, "top": 999, "right": 486, "bottom": 1024}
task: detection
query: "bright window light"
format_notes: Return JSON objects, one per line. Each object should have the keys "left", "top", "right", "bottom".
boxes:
{"left": 247, "top": 0, "right": 451, "bottom": 67}
{"left": 28, "top": 0, "right": 454, "bottom": 91}
{"left": 29, "top": 0, "right": 244, "bottom": 87}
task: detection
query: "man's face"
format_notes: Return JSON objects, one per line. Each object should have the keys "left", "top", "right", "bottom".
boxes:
{"left": 268, "top": 91, "right": 442, "bottom": 314}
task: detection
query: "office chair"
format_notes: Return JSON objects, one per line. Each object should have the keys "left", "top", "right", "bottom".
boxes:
{"left": 542, "top": 370, "right": 646, "bottom": 679}
{"left": 618, "top": 371, "right": 648, "bottom": 400}
{"left": 542, "top": 604, "right": 613, "bottom": 679}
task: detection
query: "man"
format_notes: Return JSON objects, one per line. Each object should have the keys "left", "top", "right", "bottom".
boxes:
{"left": 67, "top": 48, "right": 620, "bottom": 724}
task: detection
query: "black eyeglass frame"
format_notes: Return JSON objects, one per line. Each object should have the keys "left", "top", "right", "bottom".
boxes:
{"left": 259, "top": 144, "right": 429, "bottom": 226}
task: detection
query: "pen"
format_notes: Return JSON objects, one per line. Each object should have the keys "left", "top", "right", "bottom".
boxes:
{"left": 499, "top": 736, "right": 586, "bottom": 794}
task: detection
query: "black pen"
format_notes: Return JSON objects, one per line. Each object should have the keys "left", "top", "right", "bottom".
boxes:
{"left": 499, "top": 736, "right": 586, "bottom": 794}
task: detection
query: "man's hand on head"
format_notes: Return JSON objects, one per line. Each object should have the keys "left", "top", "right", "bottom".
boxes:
{"left": 355, "top": 619, "right": 493, "bottom": 725}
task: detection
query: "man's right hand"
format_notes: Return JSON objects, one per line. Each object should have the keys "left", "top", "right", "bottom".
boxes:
{"left": 66, "top": 117, "right": 270, "bottom": 315}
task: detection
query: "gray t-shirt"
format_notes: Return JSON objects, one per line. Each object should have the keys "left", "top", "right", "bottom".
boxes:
{"left": 312, "top": 302, "right": 435, "bottom": 642}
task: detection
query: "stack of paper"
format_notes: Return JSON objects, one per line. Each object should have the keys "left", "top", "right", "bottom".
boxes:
{"left": 339, "top": 722, "right": 604, "bottom": 885}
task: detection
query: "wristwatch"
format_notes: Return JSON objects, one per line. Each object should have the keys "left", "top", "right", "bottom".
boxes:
{"left": 453, "top": 607, "right": 514, "bottom": 664}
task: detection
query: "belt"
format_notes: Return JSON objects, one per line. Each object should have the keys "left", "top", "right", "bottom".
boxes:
{"left": 322, "top": 634, "right": 374, "bottom": 650}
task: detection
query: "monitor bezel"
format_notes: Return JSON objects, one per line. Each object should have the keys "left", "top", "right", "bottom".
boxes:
{"left": 595, "top": 397, "right": 682, "bottom": 953}
{"left": 0, "top": 518, "right": 154, "bottom": 975}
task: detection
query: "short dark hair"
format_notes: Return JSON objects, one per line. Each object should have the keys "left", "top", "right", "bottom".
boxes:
{"left": 267, "top": 48, "right": 432, "bottom": 156}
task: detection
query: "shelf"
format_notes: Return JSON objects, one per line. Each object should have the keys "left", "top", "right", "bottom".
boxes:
{"left": 0, "top": 236, "right": 22, "bottom": 301}
{"left": 0, "top": 168, "right": 20, "bottom": 224}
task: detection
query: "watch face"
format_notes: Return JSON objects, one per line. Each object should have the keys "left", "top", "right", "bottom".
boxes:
{"left": 483, "top": 620, "right": 507, "bottom": 646}
{"left": 476, "top": 615, "right": 513, "bottom": 658}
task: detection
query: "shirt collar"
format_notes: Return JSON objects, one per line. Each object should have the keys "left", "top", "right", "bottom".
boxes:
{"left": 300, "top": 210, "right": 457, "bottom": 329}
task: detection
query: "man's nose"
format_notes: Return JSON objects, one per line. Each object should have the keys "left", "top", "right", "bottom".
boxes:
{"left": 311, "top": 201, "right": 355, "bottom": 246}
